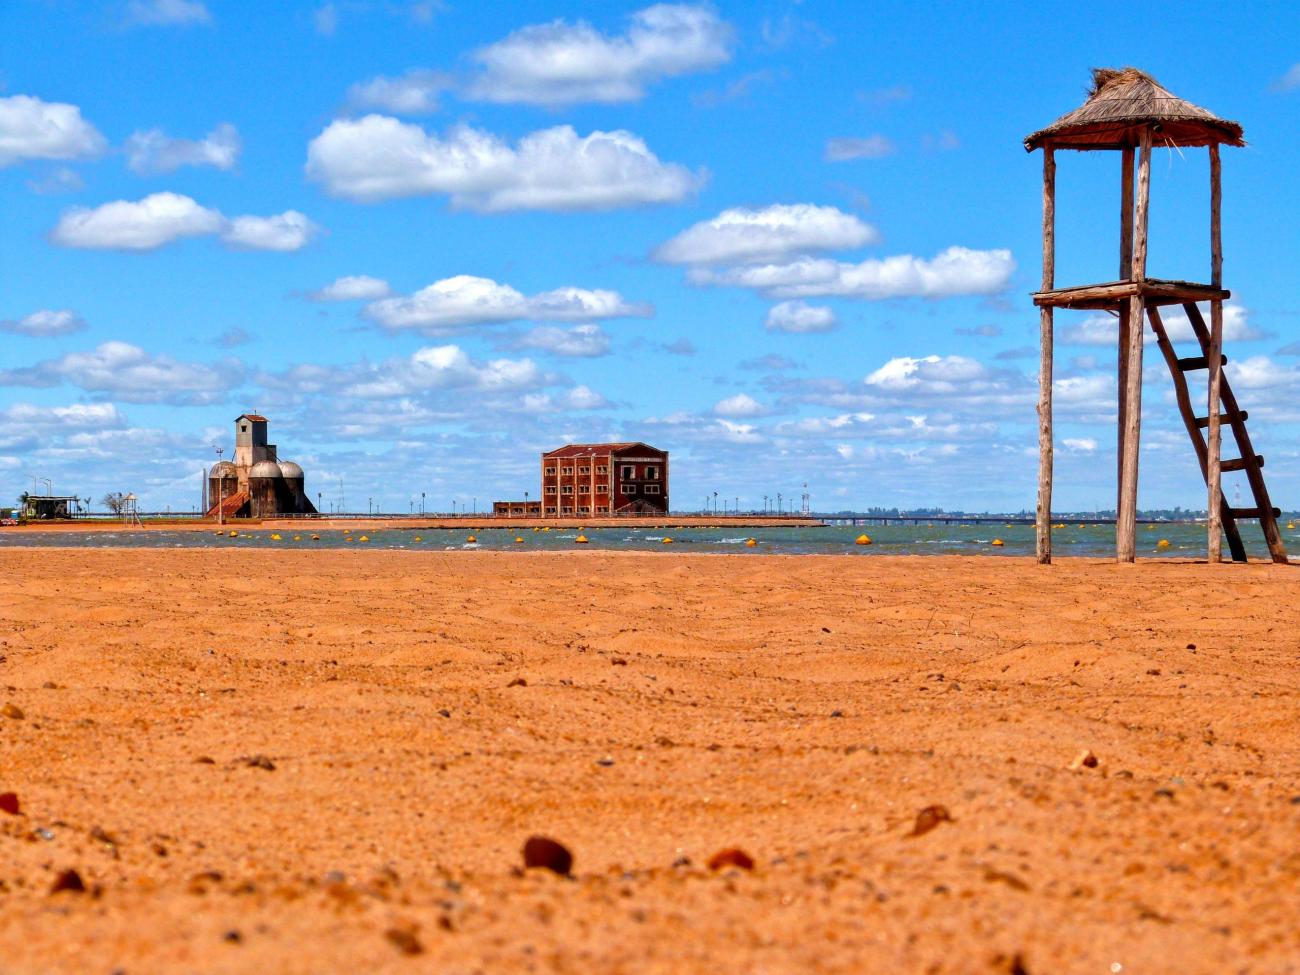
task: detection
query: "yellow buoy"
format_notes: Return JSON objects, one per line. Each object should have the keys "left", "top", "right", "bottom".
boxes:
{"left": 1157, "top": 538, "right": 1171, "bottom": 549}
{"left": 359, "top": 535, "right": 369, "bottom": 542}
{"left": 543, "top": 527, "right": 550, "bottom": 532}
{"left": 466, "top": 534, "right": 477, "bottom": 543}
{"left": 271, "top": 533, "right": 282, "bottom": 540}
{"left": 311, "top": 534, "right": 320, "bottom": 540}
{"left": 855, "top": 534, "right": 871, "bottom": 545}
{"left": 745, "top": 538, "right": 757, "bottom": 547}
{"left": 662, "top": 537, "right": 673, "bottom": 545}
{"left": 575, "top": 534, "right": 589, "bottom": 544}
{"left": 1146, "top": 524, "right": 1156, "bottom": 531}
{"left": 515, "top": 536, "right": 524, "bottom": 544}
{"left": 1287, "top": 522, "right": 1295, "bottom": 530}
{"left": 991, "top": 538, "right": 1005, "bottom": 547}
{"left": 228, "top": 530, "right": 237, "bottom": 537}
{"left": 533, "top": 527, "right": 540, "bottom": 532}
{"left": 414, "top": 535, "right": 422, "bottom": 542}
{"left": 1053, "top": 523, "right": 1066, "bottom": 529}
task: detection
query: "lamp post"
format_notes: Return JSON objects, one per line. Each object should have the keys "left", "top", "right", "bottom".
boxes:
{"left": 368, "top": 497, "right": 373, "bottom": 516}
{"left": 214, "top": 446, "right": 224, "bottom": 526}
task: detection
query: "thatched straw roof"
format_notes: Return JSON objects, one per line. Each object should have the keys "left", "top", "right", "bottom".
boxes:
{"left": 1025, "top": 67, "right": 1243, "bottom": 152}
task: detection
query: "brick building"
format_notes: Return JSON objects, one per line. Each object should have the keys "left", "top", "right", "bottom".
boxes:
{"left": 541, "top": 443, "right": 668, "bottom": 517}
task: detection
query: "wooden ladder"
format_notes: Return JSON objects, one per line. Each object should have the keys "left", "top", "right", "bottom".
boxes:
{"left": 1147, "top": 302, "right": 1288, "bottom": 563}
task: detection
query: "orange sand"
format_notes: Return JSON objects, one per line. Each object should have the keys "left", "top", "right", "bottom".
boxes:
{"left": 1, "top": 550, "right": 1297, "bottom": 974}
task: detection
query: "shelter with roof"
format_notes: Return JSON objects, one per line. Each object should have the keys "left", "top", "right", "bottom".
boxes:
{"left": 1026, "top": 67, "right": 1285, "bottom": 565}
{"left": 500, "top": 442, "right": 669, "bottom": 517}
{"left": 205, "top": 414, "right": 317, "bottom": 519}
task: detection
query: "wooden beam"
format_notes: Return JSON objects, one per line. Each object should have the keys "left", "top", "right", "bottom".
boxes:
{"left": 1033, "top": 279, "right": 1229, "bottom": 309}
{"left": 1117, "top": 129, "right": 1151, "bottom": 562}
{"left": 1206, "top": 143, "right": 1224, "bottom": 563}
{"left": 1037, "top": 145, "right": 1055, "bottom": 564}
{"left": 1119, "top": 150, "right": 1133, "bottom": 526}
{"left": 1120, "top": 145, "right": 1135, "bottom": 280}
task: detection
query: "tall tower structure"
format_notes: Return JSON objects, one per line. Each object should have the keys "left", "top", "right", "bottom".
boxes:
{"left": 1025, "top": 68, "right": 1285, "bottom": 565}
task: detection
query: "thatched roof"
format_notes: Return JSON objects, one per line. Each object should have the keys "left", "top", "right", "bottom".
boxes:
{"left": 1025, "top": 67, "right": 1244, "bottom": 152}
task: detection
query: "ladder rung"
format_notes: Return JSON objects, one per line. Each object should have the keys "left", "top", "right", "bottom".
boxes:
{"left": 1196, "top": 410, "right": 1246, "bottom": 428}
{"left": 1178, "top": 354, "right": 1228, "bottom": 371}
{"left": 1228, "top": 507, "right": 1280, "bottom": 520}
{"left": 1220, "top": 456, "right": 1262, "bottom": 472}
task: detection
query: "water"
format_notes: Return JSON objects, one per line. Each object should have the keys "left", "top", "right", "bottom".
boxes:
{"left": 0, "top": 522, "right": 1282, "bottom": 557}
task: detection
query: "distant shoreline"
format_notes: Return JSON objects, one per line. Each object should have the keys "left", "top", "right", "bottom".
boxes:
{"left": 3, "top": 515, "right": 826, "bottom": 533}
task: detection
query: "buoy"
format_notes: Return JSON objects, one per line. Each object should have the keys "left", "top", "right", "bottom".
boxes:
{"left": 855, "top": 534, "right": 871, "bottom": 545}
{"left": 1157, "top": 538, "right": 1171, "bottom": 549}
{"left": 533, "top": 527, "right": 540, "bottom": 532}
{"left": 515, "top": 536, "right": 524, "bottom": 544}
{"left": 662, "top": 537, "right": 673, "bottom": 545}
{"left": 311, "top": 534, "right": 320, "bottom": 540}
{"left": 1146, "top": 524, "right": 1156, "bottom": 531}
{"left": 467, "top": 534, "right": 477, "bottom": 543}
{"left": 271, "top": 533, "right": 282, "bottom": 540}
{"left": 1053, "top": 523, "right": 1066, "bottom": 529}
{"left": 359, "top": 535, "right": 370, "bottom": 542}
{"left": 575, "top": 534, "right": 589, "bottom": 544}
{"left": 414, "top": 535, "right": 422, "bottom": 542}
{"left": 1287, "top": 522, "right": 1295, "bottom": 530}
{"left": 745, "top": 538, "right": 757, "bottom": 547}
{"left": 991, "top": 538, "right": 1005, "bottom": 547}
{"left": 543, "top": 527, "right": 550, "bottom": 532}
{"left": 228, "top": 530, "right": 237, "bottom": 537}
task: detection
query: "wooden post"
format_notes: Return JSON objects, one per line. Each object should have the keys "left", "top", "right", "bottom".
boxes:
{"left": 1117, "top": 129, "right": 1151, "bottom": 562}
{"left": 1206, "top": 143, "right": 1224, "bottom": 563}
{"left": 1117, "top": 145, "right": 1134, "bottom": 520}
{"left": 1036, "top": 145, "right": 1056, "bottom": 564}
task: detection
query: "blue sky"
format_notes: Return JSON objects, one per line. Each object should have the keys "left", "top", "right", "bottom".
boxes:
{"left": 2, "top": 0, "right": 1298, "bottom": 514}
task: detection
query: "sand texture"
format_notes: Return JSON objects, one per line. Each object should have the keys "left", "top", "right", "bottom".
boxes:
{"left": 1, "top": 550, "right": 1298, "bottom": 974}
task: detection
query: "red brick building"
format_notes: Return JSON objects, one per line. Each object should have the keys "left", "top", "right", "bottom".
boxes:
{"left": 541, "top": 442, "right": 669, "bottom": 517}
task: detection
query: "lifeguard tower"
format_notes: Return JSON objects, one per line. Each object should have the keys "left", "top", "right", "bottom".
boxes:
{"left": 1025, "top": 67, "right": 1286, "bottom": 565}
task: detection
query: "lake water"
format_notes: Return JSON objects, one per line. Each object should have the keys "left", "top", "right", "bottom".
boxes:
{"left": 3, "top": 521, "right": 1291, "bottom": 558}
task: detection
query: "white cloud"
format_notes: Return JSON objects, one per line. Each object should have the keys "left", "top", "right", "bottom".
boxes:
{"left": 125, "top": 122, "right": 240, "bottom": 174}
{"left": 342, "top": 344, "right": 546, "bottom": 399}
{"left": 1273, "top": 64, "right": 1300, "bottom": 92}
{"left": 517, "top": 324, "right": 611, "bottom": 357}
{"left": 692, "top": 246, "right": 1016, "bottom": 300}
{"left": 1, "top": 309, "right": 87, "bottom": 337}
{"left": 124, "top": 0, "right": 211, "bottom": 26}
{"left": 0, "top": 95, "right": 107, "bottom": 167}
{"left": 824, "top": 135, "right": 895, "bottom": 162}
{"left": 1060, "top": 304, "right": 1261, "bottom": 346}
{"left": 765, "top": 300, "right": 836, "bottom": 333}
{"left": 306, "top": 117, "right": 703, "bottom": 210}
{"left": 346, "top": 70, "right": 449, "bottom": 115}
{"left": 713, "top": 393, "right": 768, "bottom": 418}
{"left": 468, "top": 3, "right": 733, "bottom": 105}
{"left": 866, "top": 354, "right": 988, "bottom": 392}
{"left": 49, "top": 192, "right": 321, "bottom": 252}
{"left": 364, "top": 274, "right": 651, "bottom": 334}
{"left": 0, "top": 402, "right": 125, "bottom": 432}
{"left": 314, "top": 3, "right": 338, "bottom": 35}
{"left": 1225, "top": 355, "right": 1300, "bottom": 391}
{"left": 26, "top": 167, "right": 85, "bottom": 194}
{"left": 655, "top": 203, "right": 877, "bottom": 266}
{"left": 1063, "top": 437, "right": 1098, "bottom": 452}
{"left": 309, "top": 275, "right": 392, "bottom": 301}
{"left": 523, "top": 385, "right": 611, "bottom": 412}
{"left": 221, "top": 210, "right": 321, "bottom": 251}
{"left": 0, "top": 341, "right": 238, "bottom": 404}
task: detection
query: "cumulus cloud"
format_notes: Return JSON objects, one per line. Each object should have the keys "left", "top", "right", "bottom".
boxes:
{"left": 1063, "top": 437, "right": 1098, "bottom": 452}
{"left": 49, "top": 192, "right": 320, "bottom": 252}
{"left": 523, "top": 385, "right": 610, "bottom": 412}
{"left": 0, "top": 402, "right": 126, "bottom": 432}
{"left": 824, "top": 135, "right": 895, "bottom": 162}
{"left": 346, "top": 70, "right": 449, "bottom": 115}
{"left": 0, "top": 341, "right": 238, "bottom": 404}
{"left": 125, "top": 122, "right": 240, "bottom": 174}
{"left": 691, "top": 246, "right": 1016, "bottom": 300}
{"left": 341, "top": 344, "right": 546, "bottom": 399}
{"left": 655, "top": 204, "right": 877, "bottom": 266}
{"left": 363, "top": 274, "right": 651, "bottom": 334}
{"left": 1059, "top": 304, "right": 1262, "bottom": 347}
{"left": 765, "top": 300, "right": 836, "bottom": 333}
{"left": 468, "top": 3, "right": 733, "bottom": 105}
{"left": 517, "top": 324, "right": 611, "bottom": 357}
{"left": 309, "top": 275, "right": 392, "bottom": 301}
{"left": 0, "top": 95, "right": 106, "bottom": 167}
{"left": 306, "top": 117, "right": 702, "bottom": 210}
{"left": 866, "top": 354, "right": 989, "bottom": 392}
{"left": 221, "top": 211, "right": 321, "bottom": 251}
{"left": 713, "top": 393, "right": 768, "bottom": 418}
{"left": 1, "top": 309, "right": 87, "bottom": 337}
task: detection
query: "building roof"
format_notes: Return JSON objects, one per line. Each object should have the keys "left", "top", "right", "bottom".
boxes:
{"left": 236, "top": 413, "right": 269, "bottom": 422}
{"left": 1025, "top": 67, "right": 1244, "bottom": 152}
{"left": 542, "top": 442, "right": 664, "bottom": 458}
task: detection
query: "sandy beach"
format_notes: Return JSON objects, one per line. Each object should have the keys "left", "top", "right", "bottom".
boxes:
{"left": 1, "top": 549, "right": 1297, "bottom": 974}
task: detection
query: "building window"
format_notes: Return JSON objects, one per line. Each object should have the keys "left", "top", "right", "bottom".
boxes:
{"left": 545, "top": 486, "right": 557, "bottom": 495}
{"left": 645, "top": 484, "right": 660, "bottom": 494}
{"left": 579, "top": 466, "right": 590, "bottom": 475}
{"left": 544, "top": 466, "right": 555, "bottom": 476}
{"left": 596, "top": 465, "right": 608, "bottom": 474}
{"left": 562, "top": 485, "right": 573, "bottom": 494}
{"left": 624, "top": 484, "right": 637, "bottom": 495}
{"left": 621, "top": 465, "right": 635, "bottom": 479}
{"left": 579, "top": 506, "right": 590, "bottom": 514}
{"left": 646, "top": 466, "right": 660, "bottom": 480}
{"left": 596, "top": 484, "right": 607, "bottom": 493}
{"left": 546, "top": 506, "right": 557, "bottom": 514}
{"left": 579, "top": 484, "right": 589, "bottom": 494}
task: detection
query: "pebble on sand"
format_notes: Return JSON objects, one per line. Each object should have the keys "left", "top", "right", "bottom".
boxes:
{"left": 908, "top": 805, "right": 953, "bottom": 838}
{"left": 384, "top": 927, "right": 424, "bottom": 955}
{"left": 1069, "top": 749, "right": 1100, "bottom": 770}
{"left": 50, "top": 868, "right": 86, "bottom": 894}
{"left": 244, "top": 755, "right": 276, "bottom": 771}
{"left": 707, "top": 848, "right": 755, "bottom": 871}
{"left": 523, "top": 835, "right": 573, "bottom": 876}
{"left": 0, "top": 792, "right": 20, "bottom": 815}
{"left": 2, "top": 703, "right": 24, "bottom": 720}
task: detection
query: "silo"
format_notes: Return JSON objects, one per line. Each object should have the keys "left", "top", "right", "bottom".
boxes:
{"left": 249, "top": 460, "right": 281, "bottom": 518}
{"left": 208, "top": 461, "right": 240, "bottom": 513}
{"left": 278, "top": 460, "right": 309, "bottom": 513}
